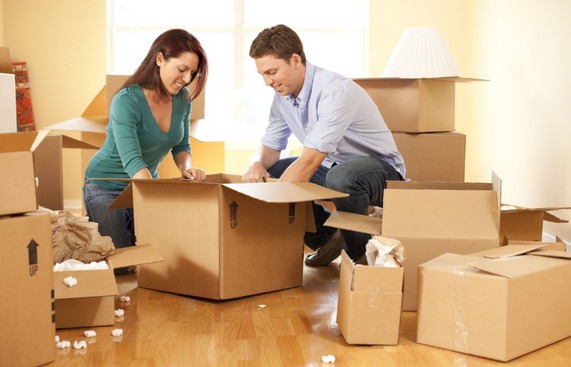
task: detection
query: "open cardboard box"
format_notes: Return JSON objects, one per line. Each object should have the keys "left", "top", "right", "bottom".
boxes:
{"left": 417, "top": 244, "right": 571, "bottom": 362}
{"left": 109, "top": 174, "right": 348, "bottom": 300}
{"left": 392, "top": 131, "right": 466, "bottom": 182}
{"left": 336, "top": 250, "right": 404, "bottom": 345}
{"left": 53, "top": 244, "right": 163, "bottom": 329}
{"left": 0, "top": 47, "right": 17, "bottom": 133}
{"left": 354, "top": 77, "right": 484, "bottom": 133}
{"left": 34, "top": 134, "right": 100, "bottom": 210}
{"left": 325, "top": 173, "right": 501, "bottom": 311}
{"left": 0, "top": 130, "right": 49, "bottom": 216}
{"left": 500, "top": 204, "right": 571, "bottom": 241}
{"left": 1, "top": 213, "right": 55, "bottom": 367}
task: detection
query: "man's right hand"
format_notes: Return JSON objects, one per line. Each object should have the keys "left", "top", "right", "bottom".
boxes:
{"left": 242, "top": 161, "right": 270, "bottom": 183}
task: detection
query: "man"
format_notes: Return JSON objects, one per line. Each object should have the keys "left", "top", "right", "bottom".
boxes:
{"left": 242, "top": 24, "right": 406, "bottom": 266}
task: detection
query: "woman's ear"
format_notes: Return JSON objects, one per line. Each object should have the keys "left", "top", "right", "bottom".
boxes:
{"left": 156, "top": 51, "right": 164, "bottom": 67}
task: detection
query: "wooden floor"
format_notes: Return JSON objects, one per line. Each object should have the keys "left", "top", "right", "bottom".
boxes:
{"left": 48, "top": 255, "right": 571, "bottom": 367}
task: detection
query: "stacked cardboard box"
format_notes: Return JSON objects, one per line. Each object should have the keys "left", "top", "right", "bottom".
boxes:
{"left": 0, "top": 131, "right": 55, "bottom": 366}
{"left": 354, "top": 77, "right": 482, "bottom": 182}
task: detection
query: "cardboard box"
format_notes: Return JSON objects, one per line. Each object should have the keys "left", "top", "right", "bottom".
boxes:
{"left": 417, "top": 245, "right": 571, "bottom": 362}
{"left": 500, "top": 204, "right": 571, "bottom": 241}
{"left": 34, "top": 134, "right": 100, "bottom": 210}
{"left": 0, "top": 130, "right": 48, "bottom": 216}
{"left": 0, "top": 47, "right": 17, "bottom": 133}
{"left": 354, "top": 77, "right": 481, "bottom": 133}
{"left": 54, "top": 244, "right": 163, "bottom": 329}
{"left": 326, "top": 174, "right": 501, "bottom": 311}
{"left": 111, "top": 174, "right": 348, "bottom": 300}
{"left": 336, "top": 250, "right": 403, "bottom": 345}
{"left": 392, "top": 131, "right": 465, "bottom": 182}
{"left": 0, "top": 213, "right": 55, "bottom": 367}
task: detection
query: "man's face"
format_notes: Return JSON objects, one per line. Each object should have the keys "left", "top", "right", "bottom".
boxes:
{"left": 254, "top": 54, "right": 304, "bottom": 97}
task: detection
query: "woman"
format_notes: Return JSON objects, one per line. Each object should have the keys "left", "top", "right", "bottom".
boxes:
{"left": 83, "top": 28, "right": 208, "bottom": 251}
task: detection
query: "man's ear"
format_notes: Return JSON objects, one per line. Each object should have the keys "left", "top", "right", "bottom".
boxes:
{"left": 290, "top": 53, "right": 302, "bottom": 68}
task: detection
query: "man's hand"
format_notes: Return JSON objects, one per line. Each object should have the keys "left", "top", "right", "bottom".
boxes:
{"left": 242, "top": 161, "right": 270, "bottom": 183}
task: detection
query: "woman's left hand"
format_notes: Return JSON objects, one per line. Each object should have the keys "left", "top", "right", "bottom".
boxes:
{"left": 182, "top": 167, "right": 206, "bottom": 182}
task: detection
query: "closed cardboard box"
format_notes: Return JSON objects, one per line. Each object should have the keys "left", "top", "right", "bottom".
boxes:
{"left": 112, "top": 174, "right": 348, "bottom": 300}
{"left": 0, "top": 213, "right": 55, "bottom": 367}
{"left": 417, "top": 245, "right": 571, "bottom": 362}
{"left": 354, "top": 77, "right": 456, "bottom": 133}
{"left": 0, "top": 130, "right": 48, "bottom": 216}
{"left": 392, "top": 131, "right": 465, "bottom": 182}
{"left": 54, "top": 244, "right": 162, "bottom": 329}
{"left": 381, "top": 175, "right": 501, "bottom": 310}
{"left": 336, "top": 251, "right": 403, "bottom": 345}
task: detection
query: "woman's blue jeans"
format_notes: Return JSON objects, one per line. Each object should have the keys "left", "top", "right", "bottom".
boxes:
{"left": 268, "top": 157, "right": 403, "bottom": 261}
{"left": 83, "top": 179, "right": 135, "bottom": 249}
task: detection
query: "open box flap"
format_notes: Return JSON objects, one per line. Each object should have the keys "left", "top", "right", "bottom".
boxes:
{"left": 46, "top": 116, "right": 108, "bottom": 134}
{"left": 107, "top": 244, "right": 164, "bottom": 269}
{"left": 529, "top": 249, "right": 571, "bottom": 260}
{"left": 325, "top": 210, "right": 382, "bottom": 235}
{"left": 475, "top": 244, "right": 547, "bottom": 259}
{"left": 0, "top": 130, "right": 48, "bottom": 153}
{"left": 222, "top": 181, "right": 348, "bottom": 203}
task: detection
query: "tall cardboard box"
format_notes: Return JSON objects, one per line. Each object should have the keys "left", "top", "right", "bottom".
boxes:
{"left": 336, "top": 250, "right": 404, "bottom": 345}
{"left": 54, "top": 244, "right": 163, "bottom": 329}
{"left": 500, "top": 205, "right": 571, "bottom": 241}
{"left": 392, "top": 131, "right": 466, "bottom": 182}
{"left": 112, "top": 174, "right": 348, "bottom": 299}
{"left": 0, "top": 130, "right": 48, "bottom": 216}
{"left": 381, "top": 176, "right": 501, "bottom": 310}
{"left": 0, "top": 213, "right": 55, "bottom": 367}
{"left": 417, "top": 245, "right": 571, "bottom": 362}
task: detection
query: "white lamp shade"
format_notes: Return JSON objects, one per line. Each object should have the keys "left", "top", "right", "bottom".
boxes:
{"left": 382, "top": 27, "right": 462, "bottom": 78}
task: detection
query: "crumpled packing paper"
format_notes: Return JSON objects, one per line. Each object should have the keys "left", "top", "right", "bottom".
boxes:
{"left": 364, "top": 235, "right": 406, "bottom": 267}
{"left": 39, "top": 207, "right": 115, "bottom": 264}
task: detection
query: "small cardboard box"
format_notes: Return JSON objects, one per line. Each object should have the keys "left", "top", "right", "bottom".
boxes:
{"left": 0, "top": 213, "right": 55, "bottom": 367}
{"left": 0, "top": 130, "right": 48, "bottom": 216}
{"left": 417, "top": 245, "right": 571, "bottom": 362}
{"left": 392, "top": 131, "right": 466, "bottom": 182}
{"left": 354, "top": 77, "right": 481, "bottom": 133}
{"left": 111, "top": 174, "right": 348, "bottom": 300}
{"left": 34, "top": 134, "right": 100, "bottom": 210}
{"left": 54, "top": 244, "right": 163, "bottom": 329}
{"left": 336, "top": 250, "right": 404, "bottom": 345}
{"left": 0, "top": 47, "right": 17, "bottom": 133}
{"left": 500, "top": 204, "right": 571, "bottom": 241}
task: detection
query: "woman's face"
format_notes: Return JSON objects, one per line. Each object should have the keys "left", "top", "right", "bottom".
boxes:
{"left": 157, "top": 51, "right": 199, "bottom": 95}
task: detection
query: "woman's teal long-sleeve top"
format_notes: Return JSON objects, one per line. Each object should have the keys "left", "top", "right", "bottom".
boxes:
{"left": 85, "top": 85, "right": 192, "bottom": 190}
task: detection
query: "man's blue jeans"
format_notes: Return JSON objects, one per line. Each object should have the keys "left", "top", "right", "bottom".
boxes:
{"left": 268, "top": 157, "right": 403, "bottom": 261}
{"left": 83, "top": 179, "right": 135, "bottom": 249}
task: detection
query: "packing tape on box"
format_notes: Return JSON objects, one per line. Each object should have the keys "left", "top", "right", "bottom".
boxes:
{"left": 452, "top": 269, "right": 469, "bottom": 353}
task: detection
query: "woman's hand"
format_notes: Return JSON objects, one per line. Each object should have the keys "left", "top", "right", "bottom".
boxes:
{"left": 182, "top": 167, "right": 206, "bottom": 182}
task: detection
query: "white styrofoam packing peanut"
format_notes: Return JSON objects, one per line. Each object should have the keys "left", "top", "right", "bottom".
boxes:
{"left": 120, "top": 295, "right": 131, "bottom": 302}
{"left": 83, "top": 330, "right": 97, "bottom": 338}
{"left": 56, "top": 340, "right": 71, "bottom": 349}
{"left": 111, "top": 328, "right": 123, "bottom": 337}
{"left": 115, "top": 308, "right": 125, "bottom": 317}
{"left": 63, "top": 276, "right": 78, "bottom": 287}
{"left": 73, "top": 340, "right": 87, "bottom": 349}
